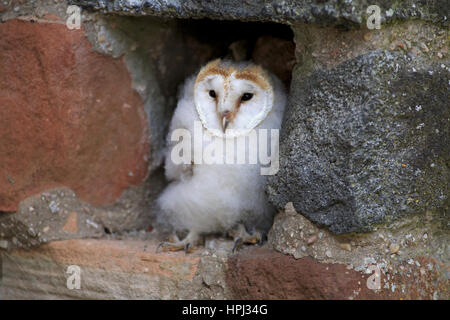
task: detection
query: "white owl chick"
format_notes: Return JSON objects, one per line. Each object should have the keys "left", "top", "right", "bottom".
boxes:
{"left": 157, "top": 59, "right": 286, "bottom": 253}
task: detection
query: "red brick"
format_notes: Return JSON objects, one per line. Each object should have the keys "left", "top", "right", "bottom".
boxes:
{"left": 227, "top": 248, "right": 382, "bottom": 299}
{"left": 226, "top": 247, "right": 448, "bottom": 300}
{"left": 0, "top": 20, "right": 149, "bottom": 211}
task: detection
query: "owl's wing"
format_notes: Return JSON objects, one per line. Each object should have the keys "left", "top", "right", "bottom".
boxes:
{"left": 164, "top": 76, "right": 198, "bottom": 181}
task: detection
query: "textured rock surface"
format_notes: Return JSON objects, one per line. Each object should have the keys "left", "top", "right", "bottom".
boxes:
{"left": 268, "top": 22, "right": 449, "bottom": 234}
{"left": 269, "top": 203, "right": 448, "bottom": 265}
{"left": 0, "top": 175, "right": 166, "bottom": 250}
{"left": 0, "top": 0, "right": 448, "bottom": 300}
{"left": 0, "top": 237, "right": 230, "bottom": 299}
{"left": 252, "top": 35, "right": 296, "bottom": 88}
{"left": 0, "top": 19, "right": 149, "bottom": 212}
{"left": 2, "top": 235, "right": 446, "bottom": 300}
{"left": 0, "top": 188, "right": 104, "bottom": 249}
{"left": 227, "top": 246, "right": 448, "bottom": 300}
{"left": 227, "top": 247, "right": 382, "bottom": 300}
{"left": 266, "top": 203, "right": 448, "bottom": 299}
{"left": 69, "top": 0, "right": 448, "bottom": 25}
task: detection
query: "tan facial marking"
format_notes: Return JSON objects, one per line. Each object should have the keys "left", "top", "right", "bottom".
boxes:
{"left": 223, "top": 77, "right": 231, "bottom": 101}
{"left": 235, "top": 98, "right": 241, "bottom": 111}
{"left": 195, "top": 59, "right": 232, "bottom": 84}
{"left": 235, "top": 71, "right": 269, "bottom": 91}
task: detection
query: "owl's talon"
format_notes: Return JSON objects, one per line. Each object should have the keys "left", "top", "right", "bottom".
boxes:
{"left": 232, "top": 237, "right": 243, "bottom": 253}
{"left": 230, "top": 224, "right": 265, "bottom": 252}
{"left": 184, "top": 243, "right": 191, "bottom": 255}
{"left": 156, "top": 231, "right": 199, "bottom": 254}
{"left": 246, "top": 232, "right": 261, "bottom": 244}
{"left": 156, "top": 241, "right": 184, "bottom": 252}
{"left": 258, "top": 232, "right": 266, "bottom": 246}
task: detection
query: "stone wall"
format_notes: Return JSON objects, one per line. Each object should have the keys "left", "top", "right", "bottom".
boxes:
{"left": 0, "top": 0, "right": 448, "bottom": 299}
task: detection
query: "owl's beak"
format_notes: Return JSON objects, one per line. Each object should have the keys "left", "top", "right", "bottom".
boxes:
{"left": 221, "top": 111, "right": 232, "bottom": 132}
{"left": 222, "top": 117, "right": 229, "bottom": 132}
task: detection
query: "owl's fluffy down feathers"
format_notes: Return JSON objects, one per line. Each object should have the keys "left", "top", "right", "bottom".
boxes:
{"left": 157, "top": 62, "right": 286, "bottom": 236}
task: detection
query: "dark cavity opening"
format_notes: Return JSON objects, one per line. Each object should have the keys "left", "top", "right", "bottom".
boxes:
{"left": 175, "top": 19, "right": 296, "bottom": 89}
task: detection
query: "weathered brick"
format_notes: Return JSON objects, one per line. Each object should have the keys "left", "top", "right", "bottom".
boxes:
{"left": 0, "top": 19, "right": 149, "bottom": 212}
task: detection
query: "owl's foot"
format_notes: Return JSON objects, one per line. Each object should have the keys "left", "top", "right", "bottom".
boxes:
{"left": 156, "top": 231, "right": 200, "bottom": 255}
{"left": 229, "top": 224, "right": 263, "bottom": 253}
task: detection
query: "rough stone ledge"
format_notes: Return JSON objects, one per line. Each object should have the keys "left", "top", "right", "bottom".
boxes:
{"left": 1, "top": 235, "right": 447, "bottom": 299}
{"left": 265, "top": 203, "right": 449, "bottom": 300}
{"left": 68, "top": 0, "right": 449, "bottom": 26}
{"left": 0, "top": 237, "right": 231, "bottom": 299}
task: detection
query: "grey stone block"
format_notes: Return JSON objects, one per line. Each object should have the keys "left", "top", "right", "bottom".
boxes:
{"left": 268, "top": 50, "right": 449, "bottom": 233}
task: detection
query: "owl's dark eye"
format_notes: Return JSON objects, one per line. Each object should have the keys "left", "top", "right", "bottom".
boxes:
{"left": 241, "top": 93, "right": 253, "bottom": 101}
{"left": 209, "top": 90, "right": 216, "bottom": 98}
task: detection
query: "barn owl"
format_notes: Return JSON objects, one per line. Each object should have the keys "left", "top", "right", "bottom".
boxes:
{"left": 156, "top": 59, "right": 286, "bottom": 253}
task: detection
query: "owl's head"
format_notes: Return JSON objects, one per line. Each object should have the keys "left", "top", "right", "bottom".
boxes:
{"left": 194, "top": 59, "right": 274, "bottom": 138}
